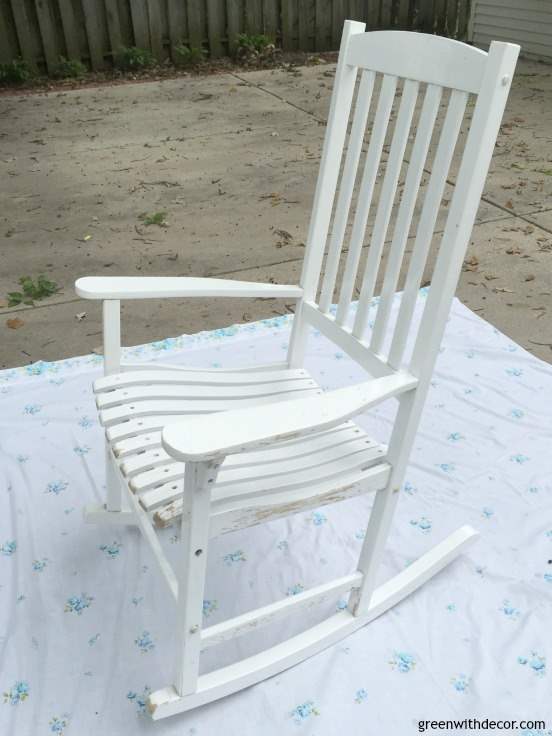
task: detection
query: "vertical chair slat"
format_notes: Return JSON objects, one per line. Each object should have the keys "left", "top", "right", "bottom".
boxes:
{"left": 335, "top": 73, "right": 398, "bottom": 325}
{"left": 409, "top": 42, "right": 519, "bottom": 381}
{"left": 369, "top": 83, "right": 443, "bottom": 355}
{"left": 352, "top": 78, "right": 420, "bottom": 338}
{"left": 387, "top": 89, "right": 468, "bottom": 369}
{"left": 298, "top": 22, "right": 363, "bottom": 301}
{"left": 319, "top": 70, "right": 376, "bottom": 313}
{"left": 288, "top": 20, "right": 365, "bottom": 368}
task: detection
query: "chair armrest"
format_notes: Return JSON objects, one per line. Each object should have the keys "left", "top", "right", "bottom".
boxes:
{"left": 162, "top": 373, "right": 417, "bottom": 461}
{"left": 75, "top": 276, "right": 303, "bottom": 300}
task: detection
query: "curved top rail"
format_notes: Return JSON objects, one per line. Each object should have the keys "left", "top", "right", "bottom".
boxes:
{"left": 346, "top": 31, "right": 489, "bottom": 94}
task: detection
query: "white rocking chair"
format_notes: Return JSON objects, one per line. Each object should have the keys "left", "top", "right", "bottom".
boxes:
{"left": 76, "top": 24, "right": 518, "bottom": 720}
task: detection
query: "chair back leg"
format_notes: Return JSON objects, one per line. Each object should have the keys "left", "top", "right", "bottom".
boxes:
{"left": 349, "top": 390, "right": 418, "bottom": 616}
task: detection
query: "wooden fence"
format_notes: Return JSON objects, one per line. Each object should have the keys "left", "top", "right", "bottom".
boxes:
{"left": 0, "top": 0, "right": 471, "bottom": 74}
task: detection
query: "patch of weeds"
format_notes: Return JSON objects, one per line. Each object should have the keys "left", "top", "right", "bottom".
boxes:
{"left": 235, "top": 34, "right": 280, "bottom": 67}
{"left": 173, "top": 43, "right": 205, "bottom": 68}
{"left": 7, "top": 276, "right": 60, "bottom": 307}
{"left": 0, "top": 59, "right": 32, "bottom": 85}
{"left": 114, "top": 46, "right": 155, "bottom": 71}
{"left": 52, "top": 57, "right": 87, "bottom": 79}
{"left": 139, "top": 211, "right": 168, "bottom": 227}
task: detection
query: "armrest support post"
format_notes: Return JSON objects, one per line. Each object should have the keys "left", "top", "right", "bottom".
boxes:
{"left": 103, "top": 299, "right": 121, "bottom": 376}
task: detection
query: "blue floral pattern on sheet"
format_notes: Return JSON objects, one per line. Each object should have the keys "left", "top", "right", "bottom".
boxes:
{"left": 0, "top": 294, "right": 550, "bottom": 733}
{"left": 64, "top": 593, "right": 93, "bottom": 615}
{"left": 410, "top": 517, "right": 432, "bottom": 534}
{"left": 99, "top": 541, "right": 122, "bottom": 559}
{"left": 518, "top": 653, "right": 546, "bottom": 677}
{"left": 127, "top": 686, "right": 152, "bottom": 714}
{"left": 134, "top": 631, "right": 155, "bottom": 653}
{"left": 0, "top": 540, "right": 16, "bottom": 556}
{"left": 451, "top": 674, "right": 470, "bottom": 692}
{"left": 390, "top": 652, "right": 416, "bottom": 673}
{"left": 202, "top": 600, "right": 218, "bottom": 618}
{"left": 286, "top": 583, "right": 305, "bottom": 596}
{"left": 500, "top": 600, "right": 520, "bottom": 620}
{"left": 223, "top": 550, "right": 246, "bottom": 566}
{"left": 49, "top": 714, "right": 69, "bottom": 734}
{"left": 3, "top": 681, "right": 29, "bottom": 705}
{"left": 46, "top": 480, "right": 68, "bottom": 495}
{"left": 291, "top": 701, "right": 319, "bottom": 723}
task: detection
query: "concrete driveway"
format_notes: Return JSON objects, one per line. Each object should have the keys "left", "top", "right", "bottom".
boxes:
{"left": 1, "top": 58, "right": 551, "bottom": 368}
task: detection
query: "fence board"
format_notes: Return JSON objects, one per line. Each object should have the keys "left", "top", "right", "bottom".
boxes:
{"left": 82, "top": 1, "right": 106, "bottom": 68}
{"left": 147, "top": 0, "right": 165, "bottom": 58}
{"left": 397, "top": 0, "right": 411, "bottom": 27}
{"left": 347, "top": 0, "right": 363, "bottom": 22}
{"left": 56, "top": 0, "right": 81, "bottom": 59}
{"left": 10, "top": 0, "right": 38, "bottom": 71}
{"left": 33, "top": 0, "right": 59, "bottom": 71}
{"left": 206, "top": 0, "right": 224, "bottom": 56}
{"left": 415, "top": 0, "right": 434, "bottom": 30}
{"left": 245, "top": 0, "right": 262, "bottom": 33}
{"left": 262, "top": 0, "right": 278, "bottom": 40}
{"left": 365, "top": 0, "right": 380, "bottom": 29}
{"left": 129, "top": 0, "right": 149, "bottom": 47}
{"left": 187, "top": 0, "right": 204, "bottom": 47}
{"left": 0, "top": 4, "right": 12, "bottom": 62}
{"left": 226, "top": 0, "right": 243, "bottom": 53}
{"left": 315, "top": 0, "right": 331, "bottom": 51}
{"left": 1, "top": 0, "right": 471, "bottom": 74}
{"left": 104, "top": 0, "right": 123, "bottom": 56}
{"left": 445, "top": 0, "right": 457, "bottom": 36}
{"left": 433, "top": 0, "right": 447, "bottom": 33}
{"left": 167, "top": 0, "right": 186, "bottom": 53}
{"left": 380, "top": 0, "right": 393, "bottom": 26}
{"left": 281, "top": 0, "right": 297, "bottom": 49}
{"left": 331, "top": 0, "right": 346, "bottom": 46}
{"left": 456, "top": 0, "right": 469, "bottom": 39}
{"left": 298, "top": 0, "right": 314, "bottom": 50}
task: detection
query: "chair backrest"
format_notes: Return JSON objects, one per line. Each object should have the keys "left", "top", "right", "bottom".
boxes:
{"left": 289, "top": 24, "right": 519, "bottom": 384}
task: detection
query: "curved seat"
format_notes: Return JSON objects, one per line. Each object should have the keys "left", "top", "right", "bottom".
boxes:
{"left": 95, "top": 367, "right": 390, "bottom": 533}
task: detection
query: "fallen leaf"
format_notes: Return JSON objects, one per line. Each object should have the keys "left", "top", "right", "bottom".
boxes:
{"left": 484, "top": 274, "right": 498, "bottom": 281}
{"left": 463, "top": 255, "right": 479, "bottom": 272}
{"left": 505, "top": 199, "right": 514, "bottom": 209}
{"left": 75, "top": 312, "right": 87, "bottom": 321}
{"left": 506, "top": 246, "right": 521, "bottom": 255}
{"left": 6, "top": 317, "right": 24, "bottom": 329}
{"left": 525, "top": 274, "right": 535, "bottom": 282}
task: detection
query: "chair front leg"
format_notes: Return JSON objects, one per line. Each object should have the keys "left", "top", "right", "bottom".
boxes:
{"left": 103, "top": 300, "right": 122, "bottom": 511}
{"left": 174, "top": 458, "right": 221, "bottom": 696}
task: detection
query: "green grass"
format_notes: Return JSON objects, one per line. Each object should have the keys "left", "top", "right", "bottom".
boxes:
{"left": 235, "top": 33, "right": 271, "bottom": 54}
{"left": 139, "top": 211, "right": 168, "bottom": 227}
{"left": 173, "top": 43, "right": 205, "bottom": 68}
{"left": 7, "top": 276, "right": 60, "bottom": 307}
{"left": 114, "top": 46, "right": 155, "bottom": 71}
{"left": 0, "top": 59, "right": 32, "bottom": 85}
{"left": 52, "top": 57, "right": 87, "bottom": 79}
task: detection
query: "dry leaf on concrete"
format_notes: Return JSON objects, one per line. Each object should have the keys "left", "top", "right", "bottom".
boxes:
{"left": 6, "top": 317, "right": 24, "bottom": 329}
